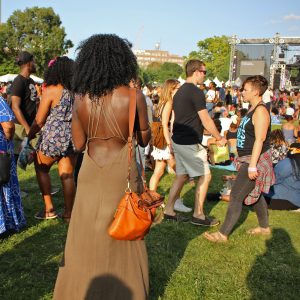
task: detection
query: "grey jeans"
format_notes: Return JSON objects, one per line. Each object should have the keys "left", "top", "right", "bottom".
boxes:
{"left": 220, "top": 163, "right": 269, "bottom": 236}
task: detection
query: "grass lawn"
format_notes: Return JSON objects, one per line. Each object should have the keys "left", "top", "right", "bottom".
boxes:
{"left": 1, "top": 164, "right": 300, "bottom": 299}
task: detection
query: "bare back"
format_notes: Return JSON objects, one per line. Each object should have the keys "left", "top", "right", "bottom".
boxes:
{"left": 72, "top": 86, "right": 150, "bottom": 167}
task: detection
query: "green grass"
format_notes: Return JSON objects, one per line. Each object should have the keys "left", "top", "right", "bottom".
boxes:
{"left": 1, "top": 165, "right": 300, "bottom": 299}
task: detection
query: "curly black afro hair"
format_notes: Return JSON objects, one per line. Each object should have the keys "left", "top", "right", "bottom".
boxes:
{"left": 72, "top": 34, "right": 138, "bottom": 100}
{"left": 44, "top": 56, "right": 75, "bottom": 91}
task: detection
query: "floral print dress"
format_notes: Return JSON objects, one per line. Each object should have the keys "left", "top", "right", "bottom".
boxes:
{"left": 36, "top": 89, "right": 75, "bottom": 157}
{"left": 0, "top": 97, "right": 26, "bottom": 234}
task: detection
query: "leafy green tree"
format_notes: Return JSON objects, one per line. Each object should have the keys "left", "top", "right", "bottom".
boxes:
{"left": 143, "top": 62, "right": 162, "bottom": 84}
{"left": 139, "top": 62, "right": 183, "bottom": 84}
{"left": 0, "top": 7, "right": 73, "bottom": 76}
{"left": 158, "top": 62, "right": 183, "bottom": 82}
{"left": 186, "top": 35, "right": 230, "bottom": 81}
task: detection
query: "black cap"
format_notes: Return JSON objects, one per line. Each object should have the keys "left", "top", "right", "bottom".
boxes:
{"left": 16, "top": 51, "right": 34, "bottom": 66}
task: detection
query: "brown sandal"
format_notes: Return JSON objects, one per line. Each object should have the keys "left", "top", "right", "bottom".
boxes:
{"left": 34, "top": 209, "right": 58, "bottom": 220}
{"left": 203, "top": 231, "right": 228, "bottom": 243}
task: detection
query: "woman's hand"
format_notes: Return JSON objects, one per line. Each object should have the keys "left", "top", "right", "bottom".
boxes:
{"left": 248, "top": 167, "right": 258, "bottom": 180}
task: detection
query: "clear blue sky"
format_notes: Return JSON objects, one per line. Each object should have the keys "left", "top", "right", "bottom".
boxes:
{"left": 2, "top": 0, "right": 300, "bottom": 58}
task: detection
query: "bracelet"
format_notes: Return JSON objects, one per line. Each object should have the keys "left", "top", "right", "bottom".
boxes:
{"left": 248, "top": 167, "right": 257, "bottom": 172}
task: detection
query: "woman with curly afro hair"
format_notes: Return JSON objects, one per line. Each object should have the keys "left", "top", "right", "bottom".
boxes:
{"left": 27, "top": 56, "right": 77, "bottom": 222}
{"left": 53, "top": 34, "right": 150, "bottom": 300}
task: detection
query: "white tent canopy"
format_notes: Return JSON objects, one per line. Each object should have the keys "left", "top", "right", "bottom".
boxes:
{"left": 213, "top": 77, "right": 222, "bottom": 87}
{"left": 234, "top": 77, "right": 242, "bottom": 87}
{"left": 178, "top": 76, "right": 185, "bottom": 85}
{"left": 225, "top": 80, "right": 232, "bottom": 87}
{"left": 30, "top": 75, "right": 43, "bottom": 84}
{"left": 0, "top": 74, "right": 16, "bottom": 83}
{"left": 204, "top": 79, "right": 211, "bottom": 86}
{"left": 0, "top": 73, "right": 43, "bottom": 83}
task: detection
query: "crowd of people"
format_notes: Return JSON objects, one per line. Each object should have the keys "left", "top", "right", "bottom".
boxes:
{"left": 0, "top": 33, "right": 299, "bottom": 299}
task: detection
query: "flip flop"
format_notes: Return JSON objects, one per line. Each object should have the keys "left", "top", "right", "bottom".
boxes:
{"left": 203, "top": 231, "right": 228, "bottom": 243}
{"left": 247, "top": 227, "right": 271, "bottom": 236}
{"left": 34, "top": 209, "right": 58, "bottom": 220}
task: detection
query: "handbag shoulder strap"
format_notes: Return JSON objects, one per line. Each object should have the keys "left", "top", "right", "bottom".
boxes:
{"left": 127, "top": 88, "right": 147, "bottom": 191}
{"left": 128, "top": 88, "right": 137, "bottom": 141}
{"left": 126, "top": 88, "right": 137, "bottom": 189}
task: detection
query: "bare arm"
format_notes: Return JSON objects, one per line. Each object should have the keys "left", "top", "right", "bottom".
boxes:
{"left": 72, "top": 96, "right": 87, "bottom": 152}
{"left": 248, "top": 106, "right": 270, "bottom": 180}
{"left": 161, "top": 101, "right": 173, "bottom": 153}
{"left": 11, "top": 95, "right": 30, "bottom": 134}
{"left": 170, "top": 110, "right": 175, "bottom": 135}
{"left": 1, "top": 121, "right": 15, "bottom": 140}
{"left": 198, "top": 109, "right": 226, "bottom": 146}
{"left": 294, "top": 126, "right": 299, "bottom": 139}
{"left": 135, "top": 90, "right": 151, "bottom": 147}
{"left": 27, "top": 88, "right": 52, "bottom": 140}
{"left": 161, "top": 101, "right": 172, "bottom": 145}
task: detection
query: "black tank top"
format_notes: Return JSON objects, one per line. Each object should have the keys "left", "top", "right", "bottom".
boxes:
{"left": 237, "top": 103, "right": 270, "bottom": 157}
{"left": 226, "top": 130, "right": 237, "bottom": 140}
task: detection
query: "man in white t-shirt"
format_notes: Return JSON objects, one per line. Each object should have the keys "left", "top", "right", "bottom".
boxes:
{"left": 262, "top": 87, "right": 272, "bottom": 111}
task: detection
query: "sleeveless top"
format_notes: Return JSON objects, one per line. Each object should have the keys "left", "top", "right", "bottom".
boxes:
{"left": 237, "top": 102, "right": 270, "bottom": 157}
{"left": 282, "top": 128, "right": 295, "bottom": 145}
{"left": 37, "top": 89, "right": 75, "bottom": 157}
{"left": 226, "top": 130, "right": 237, "bottom": 140}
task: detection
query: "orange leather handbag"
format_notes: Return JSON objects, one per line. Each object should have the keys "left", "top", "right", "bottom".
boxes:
{"left": 108, "top": 89, "right": 164, "bottom": 241}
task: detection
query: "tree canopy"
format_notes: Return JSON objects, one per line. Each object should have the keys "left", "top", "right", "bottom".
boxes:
{"left": 185, "top": 35, "right": 230, "bottom": 81}
{"left": 139, "top": 62, "right": 183, "bottom": 85}
{"left": 0, "top": 7, "right": 73, "bottom": 76}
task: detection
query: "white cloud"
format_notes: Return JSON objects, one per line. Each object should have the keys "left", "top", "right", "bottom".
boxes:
{"left": 283, "top": 14, "right": 300, "bottom": 21}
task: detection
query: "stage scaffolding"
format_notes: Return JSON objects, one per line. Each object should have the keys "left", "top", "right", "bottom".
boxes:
{"left": 229, "top": 33, "right": 300, "bottom": 90}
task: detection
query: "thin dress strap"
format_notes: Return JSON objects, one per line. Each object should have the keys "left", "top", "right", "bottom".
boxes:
{"left": 87, "top": 96, "right": 127, "bottom": 143}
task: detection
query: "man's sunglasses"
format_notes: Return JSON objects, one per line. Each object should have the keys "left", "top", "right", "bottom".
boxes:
{"left": 198, "top": 70, "right": 207, "bottom": 75}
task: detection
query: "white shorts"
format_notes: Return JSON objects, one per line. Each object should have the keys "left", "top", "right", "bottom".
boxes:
{"left": 151, "top": 146, "right": 171, "bottom": 161}
{"left": 172, "top": 141, "right": 210, "bottom": 177}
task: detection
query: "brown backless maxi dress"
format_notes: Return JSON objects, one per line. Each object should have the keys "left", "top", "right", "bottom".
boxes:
{"left": 53, "top": 92, "right": 149, "bottom": 300}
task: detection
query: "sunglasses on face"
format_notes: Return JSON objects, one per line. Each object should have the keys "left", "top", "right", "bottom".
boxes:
{"left": 198, "top": 70, "right": 207, "bottom": 75}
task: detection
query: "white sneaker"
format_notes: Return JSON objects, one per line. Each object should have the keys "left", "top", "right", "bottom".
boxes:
{"left": 174, "top": 198, "right": 192, "bottom": 213}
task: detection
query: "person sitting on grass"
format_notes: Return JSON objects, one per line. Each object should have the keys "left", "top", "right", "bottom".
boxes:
{"left": 224, "top": 115, "right": 239, "bottom": 160}
{"left": 204, "top": 75, "right": 274, "bottom": 242}
{"left": 265, "top": 143, "right": 300, "bottom": 211}
{"left": 270, "top": 107, "right": 281, "bottom": 125}
{"left": 207, "top": 119, "right": 230, "bottom": 166}
{"left": 270, "top": 129, "right": 289, "bottom": 166}
{"left": 282, "top": 107, "right": 296, "bottom": 145}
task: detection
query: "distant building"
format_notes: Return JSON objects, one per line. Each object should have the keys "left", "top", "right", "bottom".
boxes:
{"left": 133, "top": 44, "right": 184, "bottom": 68}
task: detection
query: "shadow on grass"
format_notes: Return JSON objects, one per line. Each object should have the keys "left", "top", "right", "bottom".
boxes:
{"left": 85, "top": 275, "right": 133, "bottom": 300}
{"left": 0, "top": 222, "right": 66, "bottom": 299}
{"left": 146, "top": 186, "right": 219, "bottom": 300}
{"left": 247, "top": 228, "right": 300, "bottom": 299}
